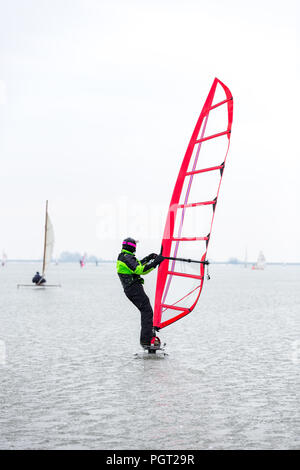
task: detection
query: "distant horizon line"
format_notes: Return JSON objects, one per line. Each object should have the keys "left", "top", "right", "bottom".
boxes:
{"left": 2, "top": 259, "right": 300, "bottom": 266}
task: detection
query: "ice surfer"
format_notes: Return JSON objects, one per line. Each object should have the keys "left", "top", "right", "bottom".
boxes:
{"left": 32, "top": 271, "right": 46, "bottom": 285}
{"left": 117, "top": 237, "right": 165, "bottom": 348}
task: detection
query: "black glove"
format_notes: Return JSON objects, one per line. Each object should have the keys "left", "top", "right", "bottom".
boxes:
{"left": 149, "top": 253, "right": 158, "bottom": 260}
{"left": 151, "top": 254, "right": 165, "bottom": 268}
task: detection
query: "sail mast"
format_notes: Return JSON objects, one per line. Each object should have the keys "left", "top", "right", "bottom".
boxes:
{"left": 42, "top": 200, "right": 48, "bottom": 277}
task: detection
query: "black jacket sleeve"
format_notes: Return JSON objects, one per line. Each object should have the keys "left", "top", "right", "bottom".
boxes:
{"left": 140, "top": 253, "right": 157, "bottom": 265}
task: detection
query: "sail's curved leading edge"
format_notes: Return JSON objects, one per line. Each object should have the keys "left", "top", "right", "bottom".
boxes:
{"left": 153, "top": 78, "right": 233, "bottom": 329}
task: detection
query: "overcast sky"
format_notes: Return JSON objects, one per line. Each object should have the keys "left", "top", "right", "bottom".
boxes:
{"left": 0, "top": 0, "right": 299, "bottom": 262}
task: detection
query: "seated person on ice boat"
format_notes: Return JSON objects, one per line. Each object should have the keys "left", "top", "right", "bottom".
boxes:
{"left": 32, "top": 272, "right": 46, "bottom": 285}
{"left": 116, "top": 237, "right": 165, "bottom": 349}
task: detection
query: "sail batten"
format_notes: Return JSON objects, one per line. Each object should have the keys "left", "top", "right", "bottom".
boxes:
{"left": 195, "top": 129, "right": 231, "bottom": 144}
{"left": 186, "top": 164, "right": 224, "bottom": 176}
{"left": 153, "top": 78, "right": 233, "bottom": 329}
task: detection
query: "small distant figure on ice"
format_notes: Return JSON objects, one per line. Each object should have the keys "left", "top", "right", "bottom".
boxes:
{"left": 117, "top": 237, "right": 165, "bottom": 349}
{"left": 32, "top": 271, "right": 46, "bottom": 285}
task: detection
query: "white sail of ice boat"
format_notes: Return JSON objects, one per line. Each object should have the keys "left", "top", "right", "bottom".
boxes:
{"left": 244, "top": 247, "right": 248, "bottom": 268}
{"left": 41, "top": 200, "right": 55, "bottom": 279}
{"left": 252, "top": 251, "right": 266, "bottom": 270}
{"left": 17, "top": 201, "right": 61, "bottom": 288}
{"left": 1, "top": 251, "right": 7, "bottom": 267}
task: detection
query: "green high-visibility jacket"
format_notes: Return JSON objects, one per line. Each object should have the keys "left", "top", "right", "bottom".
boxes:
{"left": 116, "top": 249, "right": 155, "bottom": 290}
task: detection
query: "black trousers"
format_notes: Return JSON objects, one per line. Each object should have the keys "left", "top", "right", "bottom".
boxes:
{"left": 125, "top": 283, "right": 153, "bottom": 345}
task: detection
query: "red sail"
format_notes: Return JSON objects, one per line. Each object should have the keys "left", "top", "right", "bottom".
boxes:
{"left": 153, "top": 78, "right": 233, "bottom": 329}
